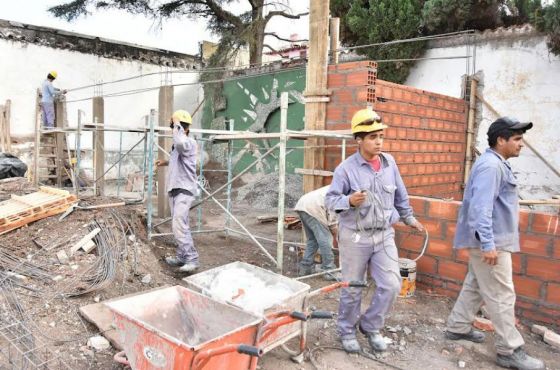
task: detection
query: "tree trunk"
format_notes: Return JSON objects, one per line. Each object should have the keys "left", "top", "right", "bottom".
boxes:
{"left": 249, "top": 1, "right": 265, "bottom": 66}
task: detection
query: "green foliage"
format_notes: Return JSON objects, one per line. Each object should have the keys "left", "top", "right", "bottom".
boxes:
{"left": 542, "top": 0, "right": 560, "bottom": 54}
{"left": 336, "top": 0, "right": 425, "bottom": 84}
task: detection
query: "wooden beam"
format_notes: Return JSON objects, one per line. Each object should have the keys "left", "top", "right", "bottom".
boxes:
{"left": 93, "top": 97, "right": 105, "bottom": 195}
{"left": 294, "top": 168, "right": 333, "bottom": 177}
{"left": 304, "top": 0, "right": 330, "bottom": 193}
{"left": 33, "top": 89, "right": 41, "bottom": 186}
{"left": 330, "top": 17, "right": 340, "bottom": 64}
{"left": 157, "top": 86, "right": 174, "bottom": 218}
{"left": 55, "top": 96, "right": 67, "bottom": 188}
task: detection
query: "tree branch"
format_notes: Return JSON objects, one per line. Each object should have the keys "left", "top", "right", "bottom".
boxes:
{"left": 264, "top": 32, "right": 308, "bottom": 43}
{"left": 265, "top": 10, "right": 309, "bottom": 22}
{"left": 204, "top": 0, "right": 244, "bottom": 28}
{"left": 263, "top": 43, "right": 287, "bottom": 57}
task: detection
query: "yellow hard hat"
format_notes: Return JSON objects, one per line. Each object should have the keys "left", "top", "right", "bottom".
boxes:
{"left": 172, "top": 109, "right": 192, "bottom": 124}
{"left": 351, "top": 108, "right": 388, "bottom": 134}
{"left": 49, "top": 71, "right": 58, "bottom": 79}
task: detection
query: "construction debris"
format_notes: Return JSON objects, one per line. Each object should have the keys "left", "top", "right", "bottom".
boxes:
{"left": 56, "top": 250, "right": 69, "bottom": 264}
{"left": 70, "top": 228, "right": 100, "bottom": 255}
{"left": 544, "top": 330, "right": 560, "bottom": 349}
{"left": 0, "top": 186, "right": 76, "bottom": 235}
{"left": 87, "top": 335, "right": 111, "bottom": 351}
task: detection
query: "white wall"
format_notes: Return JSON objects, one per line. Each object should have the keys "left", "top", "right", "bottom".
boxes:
{"left": 0, "top": 39, "right": 201, "bottom": 151}
{"left": 406, "top": 29, "right": 560, "bottom": 199}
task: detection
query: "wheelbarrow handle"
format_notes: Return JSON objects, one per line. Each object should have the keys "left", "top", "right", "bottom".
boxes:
{"left": 309, "top": 310, "right": 334, "bottom": 319}
{"left": 192, "top": 343, "right": 262, "bottom": 370}
{"left": 348, "top": 280, "right": 368, "bottom": 288}
{"left": 237, "top": 344, "right": 262, "bottom": 357}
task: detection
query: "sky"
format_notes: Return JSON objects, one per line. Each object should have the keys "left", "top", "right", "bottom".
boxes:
{"left": 0, "top": 0, "right": 310, "bottom": 55}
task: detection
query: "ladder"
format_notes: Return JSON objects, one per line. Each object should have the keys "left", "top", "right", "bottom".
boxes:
{"left": 33, "top": 90, "right": 72, "bottom": 188}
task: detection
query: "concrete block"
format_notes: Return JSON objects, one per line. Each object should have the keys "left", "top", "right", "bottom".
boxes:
{"left": 56, "top": 250, "right": 69, "bottom": 264}
{"left": 82, "top": 240, "right": 97, "bottom": 254}
{"left": 70, "top": 228, "right": 100, "bottom": 255}
{"left": 531, "top": 324, "right": 548, "bottom": 336}
{"left": 544, "top": 330, "right": 560, "bottom": 349}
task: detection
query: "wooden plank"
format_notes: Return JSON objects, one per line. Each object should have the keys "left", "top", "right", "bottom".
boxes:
{"left": 33, "top": 89, "right": 41, "bottom": 186}
{"left": 70, "top": 228, "right": 101, "bottom": 255}
{"left": 294, "top": 168, "right": 333, "bottom": 177}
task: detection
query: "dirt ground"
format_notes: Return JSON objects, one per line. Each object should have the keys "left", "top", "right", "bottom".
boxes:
{"left": 0, "top": 180, "right": 559, "bottom": 370}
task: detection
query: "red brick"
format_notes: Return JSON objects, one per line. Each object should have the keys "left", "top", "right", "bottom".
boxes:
{"left": 526, "top": 257, "right": 560, "bottom": 281}
{"left": 433, "top": 286, "right": 459, "bottom": 298}
{"left": 427, "top": 200, "right": 459, "bottom": 220}
{"left": 327, "top": 73, "right": 346, "bottom": 88}
{"left": 334, "top": 89, "right": 354, "bottom": 104}
{"left": 513, "top": 275, "right": 542, "bottom": 300}
{"left": 512, "top": 254, "right": 523, "bottom": 274}
{"left": 346, "top": 70, "right": 370, "bottom": 86}
{"left": 473, "top": 316, "right": 494, "bottom": 332}
{"left": 520, "top": 234, "right": 551, "bottom": 257}
{"left": 547, "top": 283, "right": 560, "bottom": 305}
{"left": 438, "top": 260, "right": 467, "bottom": 281}
{"left": 555, "top": 239, "right": 560, "bottom": 259}
{"left": 416, "top": 255, "right": 438, "bottom": 274}
{"left": 531, "top": 213, "right": 560, "bottom": 236}
{"left": 427, "top": 239, "right": 453, "bottom": 258}
{"left": 409, "top": 197, "right": 426, "bottom": 216}
{"left": 422, "top": 219, "right": 443, "bottom": 238}
{"left": 398, "top": 233, "right": 425, "bottom": 253}
{"left": 336, "top": 61, "right": 374, "bottom": 70}
{"left": 519, "top": 309, "right": 558, "bottom": 326}
{"left": 326, "top": 105, "right": 344, "bottom": 122}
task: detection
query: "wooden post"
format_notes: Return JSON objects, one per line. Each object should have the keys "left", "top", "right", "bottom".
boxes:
{"left": 157, "top": 85, "right": 174, "bottom": 218}
{"left": 276, "top": 92, "right": 289, "bottom": 273}
{"left": 463, "top": 77, "right": 478, "bottom": 185}
{"left": 330, "top": 17, "right": 340, "bottom": 64}
{"left": 55, "top": 96, "right": 67, "bottom": 187}
{"left": 304, "top": 0, "right": 330, "bottom": 193}
{"left": 93, "top": 96, "right": 105, "bottom": 195}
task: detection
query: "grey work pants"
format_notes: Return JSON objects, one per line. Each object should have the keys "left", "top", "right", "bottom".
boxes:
{"left": 169, "top": 191, "right": 199, "bottom": 263}
{"left": 41, "top": 102, "right": 55, "bottom": 127}
{"left": 338, "top": 226, "right": 401, "bottom": 339}
{"left": 297, "top": 211, "right": 336, "bottom": 270}
{"left": 447, "top": 249, "right": 524, "bottom": 355}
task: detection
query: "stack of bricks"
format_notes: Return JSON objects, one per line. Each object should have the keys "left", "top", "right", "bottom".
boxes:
{"left": 395, "top": 196, "right": 560, "bottom": 328}
{"left": 325, "top": 61, "right": 468, "bottom": 200}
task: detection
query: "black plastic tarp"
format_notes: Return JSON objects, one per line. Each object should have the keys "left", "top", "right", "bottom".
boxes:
{"left": 0, "top": 153, "right": 27, "bottom": 179}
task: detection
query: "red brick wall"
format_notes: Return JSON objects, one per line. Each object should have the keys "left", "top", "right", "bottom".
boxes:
{"left": 395, "top": 196, "right": 560, "bottom": 328}
{"left": 325, "top": 61, "right": 468, "bottom": 200}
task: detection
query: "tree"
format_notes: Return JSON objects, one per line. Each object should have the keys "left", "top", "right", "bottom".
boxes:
{"left": 48, "top": 0, "right": 308, "bottom": 65}
{"left": 332, "top": 0, "right": 425, "bottom": 84}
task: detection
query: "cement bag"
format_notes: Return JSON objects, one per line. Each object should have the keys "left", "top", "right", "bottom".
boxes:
{"left": 0, "top": 153, "right": 28, "bottom": 179}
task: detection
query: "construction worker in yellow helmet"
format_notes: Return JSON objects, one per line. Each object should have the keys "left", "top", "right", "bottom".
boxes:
{"left": 40, "top": 71, "right": 67, "bottom": 129}
{"left": 156, "top": 109, "right": 200, "bottom": 273}
{"left": 325, "top": 107, "right": 424, "bottom": 354}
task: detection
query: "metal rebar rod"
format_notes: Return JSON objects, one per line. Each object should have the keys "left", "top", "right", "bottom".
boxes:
{"left": 224, "top": 227, "right": 305, "bottom": 246}
{"left": 198, "top": 186, "right": 276, "bottom": 265}
{"left": 117, "top": 131, "right": 123, "bottom": 197}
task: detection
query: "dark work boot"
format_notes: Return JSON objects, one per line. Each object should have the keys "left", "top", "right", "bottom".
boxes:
{"left": 445, "top": 329, "right": 486, "bottom": 343}
{"left": 165, "top": 256, "right": 184, "bottom": 267}
{"left": 340, "top": 337, "right": 361, "bottom": 353}
{"left": 496, "top": 347, "right": 544, "bottom": 370}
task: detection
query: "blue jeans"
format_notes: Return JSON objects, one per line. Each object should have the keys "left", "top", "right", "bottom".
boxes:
{"left": 298, "top": 211, "right": 335, "bottom": 271}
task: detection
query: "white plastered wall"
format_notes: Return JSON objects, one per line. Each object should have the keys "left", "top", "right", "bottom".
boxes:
{"left": 406, "top": 30, "right": 560, "bottom": 199}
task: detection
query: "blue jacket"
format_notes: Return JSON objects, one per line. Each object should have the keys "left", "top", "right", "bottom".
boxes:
{"left": 166, "top": 124, "right": 198, "bottom": 196}
{"left": 325, "top": 152, "right": 416, "bottom": 231}
{"left": 454, "top": 148, "right": 520, "bottom": 252}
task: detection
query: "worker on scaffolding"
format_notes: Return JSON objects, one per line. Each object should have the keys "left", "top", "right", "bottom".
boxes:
{"left": 445, "top": 117, "right": 544, "bottom": 370}
{"left": 295, "top": 185, "right": 340, "bottom": 281}
{"left": 156, "top": 110, "right": 200, "bottom": 273}
{"left": 325, "top": 108, "right": 424, "bottom": 354}
{"left": 40, "top": 71, "right": 66, "bottom": 129}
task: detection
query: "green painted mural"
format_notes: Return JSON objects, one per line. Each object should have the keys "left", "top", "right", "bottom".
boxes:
{"left": 203, "top": 67, "right": 306, "bottom": 174}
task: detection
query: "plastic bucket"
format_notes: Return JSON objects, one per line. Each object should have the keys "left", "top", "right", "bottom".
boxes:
{"left": 398, "top": 258, "right": 416, "bottom": 298}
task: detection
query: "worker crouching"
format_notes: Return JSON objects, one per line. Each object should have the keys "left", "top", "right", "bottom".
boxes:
{"left": 156, "top": 110, "right": 200, "bottom": 273}
{"left": 325, "top": 108, "right": 424, "bottom": 354}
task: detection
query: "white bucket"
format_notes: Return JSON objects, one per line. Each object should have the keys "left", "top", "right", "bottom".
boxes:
{"left": 398, "top": 258, "right": 416, "bottom": 298}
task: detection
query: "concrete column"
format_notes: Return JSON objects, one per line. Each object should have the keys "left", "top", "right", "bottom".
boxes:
{"left": 93, "top": 96, "right": 105, "bottom": 195}
{"left": 55, "top": 96, "right": 67, "bottom": 187}
{"left": 158, "top": 86, "right": 174, "bottom": 218}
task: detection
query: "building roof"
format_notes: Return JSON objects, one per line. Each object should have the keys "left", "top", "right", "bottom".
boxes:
{"left": 0, "top": 19, "right": 200, "bottom": 68}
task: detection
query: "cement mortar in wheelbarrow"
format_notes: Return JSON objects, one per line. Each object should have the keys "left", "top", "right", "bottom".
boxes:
{"left": 183, "top": 262, "right": 311, "bottom": 352}
{"left": 106, "top": 285, "right": 262, "bottom": 370}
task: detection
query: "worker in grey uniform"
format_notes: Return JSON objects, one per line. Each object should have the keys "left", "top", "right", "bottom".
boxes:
{"left": 156, "top": 110, "right": 200, "bottom": 273}
{"left": 295, "top": 185, "right": 340, "bottom": 281}
{"left": 41, "top": 71, "right": 66, "bottom": 129}
{"left": 325, "top": 108, "right": 424, "bottom": 354}
{"left": 446, "top": 117, "right": 544, "bottom": 370}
